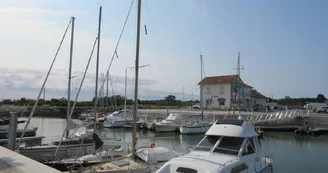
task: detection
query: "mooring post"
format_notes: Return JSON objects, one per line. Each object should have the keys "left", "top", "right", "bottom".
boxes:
{"left": 8, "top": 112, "right": 18, "bottom": 150}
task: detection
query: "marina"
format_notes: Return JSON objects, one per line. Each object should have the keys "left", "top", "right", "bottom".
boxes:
{"left": 2, "top": 117, "right": 328, "bottom": 172}
{"left": 0, "top": 0, "right": 328, "bottom": 172}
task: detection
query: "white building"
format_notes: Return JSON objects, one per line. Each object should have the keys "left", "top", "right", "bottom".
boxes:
{"left": 251, "top": 90, "right": 267, "bottom": 106}
{"left": 198, "top": 75, "right": 253, "bottom": 110}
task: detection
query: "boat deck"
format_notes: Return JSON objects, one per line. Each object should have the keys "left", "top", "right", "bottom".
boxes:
{"left": 77, "top": 157, "right": 153, "bottom": 173}
{"left": 0, "top": 146, "right": 61, "bottom": 173}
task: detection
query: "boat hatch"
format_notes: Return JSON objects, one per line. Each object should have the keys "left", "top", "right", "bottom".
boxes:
{"left": 158, "top": 165, "right": 199, "bottom": 173}
{"left": 215, "top": 119, "right": 243, "bottom": 126}
{"left": 112, "top": 160, "right": 130, "bottom": 167}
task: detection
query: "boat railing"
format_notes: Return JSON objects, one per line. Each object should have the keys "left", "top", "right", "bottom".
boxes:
{"left": 248, "top": 109, "right": 307, "bottom": 124}
{"left": 219, "top": 158, "right": 240, "bottom": 169}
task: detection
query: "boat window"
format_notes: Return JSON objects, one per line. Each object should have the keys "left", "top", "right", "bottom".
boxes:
{"left": 194, "top": 135, "right": 220, "bottom": 151}
{"left": 176, "top": 167, "right": 197, "bottom": 173}
{"left": 157, "top": 165, "right": 171, "bottom": 173}
{"left": 242, "top": 138, "right": 255, "bottom": 155}
{"left": 230, "top": 163, "right": 248, "bottom": 173}
{"left": 213, "top": 137, "right": 244, "bottom": 155}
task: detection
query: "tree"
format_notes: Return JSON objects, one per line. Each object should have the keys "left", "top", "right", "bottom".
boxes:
{"left": 164, "top": 95, "right": 176, "bottom": 105}
{"left": 317, "top": 94, "right": 326, "bottom": 103}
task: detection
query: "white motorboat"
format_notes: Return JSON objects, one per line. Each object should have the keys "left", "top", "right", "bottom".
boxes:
{"left": 154, "top": 113, "right": 183, "bottom": 132}
{"left": 179, "top": 121, "right": 211, "bottom": 134}
{"left": 103, "top": 110, "right": 132, "bottom": 128}
{"left": 156, "top": 119, "right": 273, "bottom": 173}
{"left": 179, "top": 113, "right": 212, "bottom": 134}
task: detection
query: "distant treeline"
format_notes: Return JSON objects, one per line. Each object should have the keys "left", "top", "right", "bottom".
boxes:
{"left": 271, "top": 94, "right": 326, "bottom": 106}
{"left": 0, "top": 95, "right": 200, "bottom": 108}
{"left": 0, "top": 94, "right": 326, "bottom": 108}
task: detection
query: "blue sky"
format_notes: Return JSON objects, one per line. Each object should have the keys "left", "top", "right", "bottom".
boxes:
{"left": 0, "top": 0, "right": 327, "bottom": 101}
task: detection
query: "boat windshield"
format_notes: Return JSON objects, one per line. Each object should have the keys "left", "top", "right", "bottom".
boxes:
{"left": 213, "top": 136, "right": 244, "bottom": 156}
{"left": 194, "top": 135, "right": 220, "bottom": 151}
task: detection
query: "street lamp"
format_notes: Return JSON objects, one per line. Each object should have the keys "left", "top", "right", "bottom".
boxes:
{"left": 124, "top": 64, "right": 150, "bottom": 118}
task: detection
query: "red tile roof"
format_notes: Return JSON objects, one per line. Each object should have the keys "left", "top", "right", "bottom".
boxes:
{"left": 197, "top": 74, "right": 252, "bottom": 88}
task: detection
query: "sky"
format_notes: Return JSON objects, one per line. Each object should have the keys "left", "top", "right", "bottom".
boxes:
{"left": 0, "top": 0, "right": 327, "bottom": 101}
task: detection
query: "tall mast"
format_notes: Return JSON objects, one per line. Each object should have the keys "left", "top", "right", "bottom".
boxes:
{"left": 94, "top": 5, "right": 102, "bottom": 130}
{"left": 106, "top": 70, "right": 109, "bottom": 110}
{"left": 132, "top": 0, "right": 142, "bottom": 159}
{"left": 66, "top": 17, "right": 75, "bottom": 138}
{"left": 200, "top": 54, "right": 203, "bottom": 113}
{"left": 124, "top": 68, "right": 127, "bottom": 118}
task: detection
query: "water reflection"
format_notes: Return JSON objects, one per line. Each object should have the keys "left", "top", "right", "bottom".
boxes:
{"left": 28, "top": 118, "right": 328, "bottom": 172}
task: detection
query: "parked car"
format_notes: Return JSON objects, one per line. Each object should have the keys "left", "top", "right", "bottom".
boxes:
{"left": 192, "top": 104, "right": 200, "bottom": 109}
{"left": 317, "top": 106, "right": 328, "bottom": 113}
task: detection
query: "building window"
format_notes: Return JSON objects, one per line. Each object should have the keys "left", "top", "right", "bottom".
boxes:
{"left": 254, "top": 100, "right": 256, "bottom": 104}
{"left": 220, "top": 100, "right": 225, "bottom": 106}
{"left": 219, "top": 86, "right": 224, "bottom": 95}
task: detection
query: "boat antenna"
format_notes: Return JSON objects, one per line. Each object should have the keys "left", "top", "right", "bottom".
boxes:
{"left": 132, "top": 0, "right": 142, "bottom": 159}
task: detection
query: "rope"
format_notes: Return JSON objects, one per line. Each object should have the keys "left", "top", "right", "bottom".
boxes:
{"left": 54, "top": 37, "right": 98, "bottom": 157}
{"left": 16, "top": 19, "right": 72, "bottom": 149}
{"left": 95, "top": 0, "right": 135, "bottom": 111}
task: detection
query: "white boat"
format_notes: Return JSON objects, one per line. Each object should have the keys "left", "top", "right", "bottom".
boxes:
{"left": 44, "top": 143, "right": 127, "bottom": 171}
{"left": 78, "top": 110, "right": 94, "bottom": 120}
{"left": 0, "top": 119, "right": 38, "bottom": 139}
{"left": 179, "top": 112, "right": 212, "bottom": 134}
{"left": 79, "top": 144, "right": 180, "bottom": 173}
{"left": 156, "top": 119, "right": 273, "bottom": 173}
{"left": 17, "top": 130, "right": 101, "bottom": 162}
{"left": 180, "top": 121, "right": 211, "bottom": 134}
{"left": 103, "top": 110, "right": 132, "bottom": 128}
{"left": 154, "top": 113, "right": 183, "bottom": 132}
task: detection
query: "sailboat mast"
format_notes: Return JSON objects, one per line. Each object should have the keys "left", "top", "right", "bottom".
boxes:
{"left": 66, "top": 17, "right": 75, "bottom": 138}
{"left": 94, "top": 5, "right": 102, "bottom": 130}
{"left": 132, "top": 0, "right": 142, "bottom": 159}
{"left": 200, "top": 54, "right": 203, "bottom": 113}
{"left": 106, "top": 70, "right": 109, "bottom": 110}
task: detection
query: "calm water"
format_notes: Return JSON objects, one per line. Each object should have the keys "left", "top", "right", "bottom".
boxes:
{"left": 28, "top": 117, "right": 328, "bottom": 173}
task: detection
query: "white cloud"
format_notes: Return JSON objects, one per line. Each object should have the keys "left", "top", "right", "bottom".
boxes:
{"left": 0, "top": 0, "right": 202, "bottom": 101}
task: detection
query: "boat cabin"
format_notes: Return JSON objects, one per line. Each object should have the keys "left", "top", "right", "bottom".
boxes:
{"left": 160, "top": 113, "right": 183, "bottom": 124}
{"left": 156, "top": 119, "right": 273, "bottom": 173}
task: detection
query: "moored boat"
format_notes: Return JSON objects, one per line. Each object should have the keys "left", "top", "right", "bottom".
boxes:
{"left": 156, "top": 119, "right": 273, "bottom": 173}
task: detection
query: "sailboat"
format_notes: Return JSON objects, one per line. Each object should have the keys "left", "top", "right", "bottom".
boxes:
{"left": 17, "top": 16, "right": 106, "bottom": 162}
{"left": 76, "top": 1, "right": 179, "bottom": 172}
{"left": 179, "top": 55, "right": 212, "bottom": 134}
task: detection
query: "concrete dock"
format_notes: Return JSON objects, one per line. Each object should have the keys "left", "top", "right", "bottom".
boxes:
{"left": 0, "top": 146, "right": 61, "bottom": 173}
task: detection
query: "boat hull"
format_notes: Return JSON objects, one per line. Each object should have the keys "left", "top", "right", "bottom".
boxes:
{"left": 155, "top": 124, "right": 179, "bottom": 132}
{"left": 44, "top": 161, "right": 98, "bottom": 172}
{"left": 179, "top": 125, "right": 211, "bottom": 134}
{"left": 18, "top": 144, "right": 95, "bottom": 162}
{"left": 0, "top": 128, "right": 37, "bottom": 139}
{"left": 103, "top": 121, "right": 125, "bottom": 128}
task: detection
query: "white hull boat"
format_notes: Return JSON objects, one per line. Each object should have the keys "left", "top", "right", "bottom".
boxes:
{"left": 156, "top": 119, "right": 273, "bottom": 173}
{"left": 179, "top": 123, "right": 211, "bottom": 134}
{"left": 103, "top": 110, "right": 132, "bottom": 128}
{"left": 103, "top": 120, "right": 126, "bottom": 128}
{"left": 155, "top": 124, "right": 179, "bottom": 132}
{"left": 154, "top": 113, "right": 183, "bottom": 132}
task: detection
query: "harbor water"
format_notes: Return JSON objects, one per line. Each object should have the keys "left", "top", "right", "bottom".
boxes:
{"left": 28, "top": 117, "right": 328, "bottom": 173}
